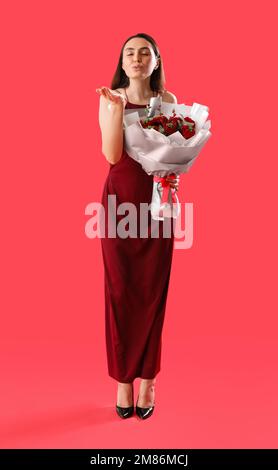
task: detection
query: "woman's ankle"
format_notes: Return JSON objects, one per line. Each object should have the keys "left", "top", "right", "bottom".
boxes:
{"left": 117, "top": 382, "right": 134, "bottom": 407}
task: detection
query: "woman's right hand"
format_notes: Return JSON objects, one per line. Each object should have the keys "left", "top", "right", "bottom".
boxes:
{"left": 96, "top": 86, "right": 127, "bottom": 109}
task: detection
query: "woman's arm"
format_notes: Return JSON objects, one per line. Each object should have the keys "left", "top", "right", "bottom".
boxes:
{"left": 97, "top": 87, "right": 127, "bottom": 165}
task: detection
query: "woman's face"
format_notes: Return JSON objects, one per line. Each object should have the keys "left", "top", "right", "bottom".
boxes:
{"left": 121, "top": 38, "right": 159, "bottom": 80}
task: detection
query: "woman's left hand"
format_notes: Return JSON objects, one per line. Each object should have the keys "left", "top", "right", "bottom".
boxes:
{"left": 165, "top": 174, "right": 180, "bottom": 191}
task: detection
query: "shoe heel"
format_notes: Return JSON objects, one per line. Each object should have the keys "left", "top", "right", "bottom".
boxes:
{"left": 136, "top": 397, "right": 155, "bottom": 420}
{"left": 116, "top": 383, "right": 134, "bottom": 419}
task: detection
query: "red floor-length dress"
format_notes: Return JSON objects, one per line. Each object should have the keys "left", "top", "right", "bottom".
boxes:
{"left": 100, "top": 97, "right": 175, "bottom": 383}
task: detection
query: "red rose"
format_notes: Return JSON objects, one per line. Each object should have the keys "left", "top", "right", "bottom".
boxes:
{"left": 169, "top": 116, "right": 183, "bottom": 126}
{"left": 184, "top": 116, "right": 195, "bottom": 126}
{"left": 181, "top": 125, "right": 195, "bottom": 139}
{"left": 163, "top": 119, "right": 179, "bottom": 135}
{"left": 148, "top": 115, "right": 168, "bottom": 126}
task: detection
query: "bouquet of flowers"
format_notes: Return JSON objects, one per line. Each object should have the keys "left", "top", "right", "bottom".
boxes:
{"left": 123, "top": 95, "right": 212, "bottom": 220}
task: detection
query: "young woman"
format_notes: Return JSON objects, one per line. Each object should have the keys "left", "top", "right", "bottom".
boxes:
{"left": 96, "top": 32, "right": 179, "bottom": 420}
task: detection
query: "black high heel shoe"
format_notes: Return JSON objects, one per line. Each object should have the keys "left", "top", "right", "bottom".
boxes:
{"left": 116, "top": 403, "right": 134, "bottom": 419}
{"left": 116, "top": 385, "right": 134, "bottom": 419}
{"left": 136, "top": 396, "right": 155, "bottom": 420}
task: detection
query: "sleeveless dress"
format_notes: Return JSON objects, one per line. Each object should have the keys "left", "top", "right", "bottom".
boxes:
{"left": 100, "top": 95, "right": 175, "bottom": 383}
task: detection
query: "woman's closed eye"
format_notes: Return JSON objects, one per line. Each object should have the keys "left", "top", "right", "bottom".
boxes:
{"left": 126, "top": 52, "right": 149, "bottom": 56}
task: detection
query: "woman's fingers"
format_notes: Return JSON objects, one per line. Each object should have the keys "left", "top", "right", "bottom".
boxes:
{"left": 97, "top": 87, "right": 109, "bottom": 99}
{"left": 166, "top": 178, "right": 179, "bottom": 184}
{"left": 97, "top": 87, "right": 118, "bottom": 100}
{"left": 96, "top": 86, "right": 107, "bottom": 95}
{"left": 165, "top": 175, "right": 180, "bottom": 191}
{"left": 96, "top": 87, "right": 112, "bottom": 99}
{"left": 168, "top": 181, "right": 179, "bottom": 189}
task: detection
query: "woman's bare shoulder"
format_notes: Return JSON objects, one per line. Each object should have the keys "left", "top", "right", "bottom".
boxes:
{"left": 161, "top": 90, "right": 178, "bottom": 104}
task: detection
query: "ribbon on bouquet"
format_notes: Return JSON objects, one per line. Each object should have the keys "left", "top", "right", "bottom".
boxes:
{"left": 153, "top": 174, "right": 178, "bottom": 205}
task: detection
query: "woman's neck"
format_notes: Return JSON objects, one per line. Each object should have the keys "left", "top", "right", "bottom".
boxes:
{"left": 125, "top": 79, "right": 155, "bottom": 103}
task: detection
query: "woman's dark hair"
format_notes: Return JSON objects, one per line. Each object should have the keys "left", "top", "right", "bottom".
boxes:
{"left": 111, "top": 33, "right": 166, "bottom": 94}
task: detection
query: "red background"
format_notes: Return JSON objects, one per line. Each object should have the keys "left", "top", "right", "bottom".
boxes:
{"left": 1, "top": 0, "right": 277, "bottom": 448}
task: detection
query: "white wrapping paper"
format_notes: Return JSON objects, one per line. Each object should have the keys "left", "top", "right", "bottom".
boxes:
{"left": 123, "top": 98, "right": 212, "bottom": 220}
